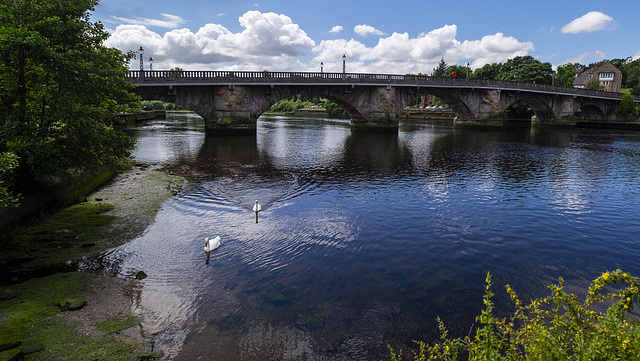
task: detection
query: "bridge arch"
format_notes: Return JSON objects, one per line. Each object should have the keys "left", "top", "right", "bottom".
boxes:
{"left": 250, "top": 86, "right": 366, "bottom": 121}
{"left": 499, "top": 92, "right": 556, "bottom": 122}
{"left": 134, "top": 86, "right": 212, "bottom": 121}
{"left": 578, "top": 104, "right": 606, "bottom": 119}
{"left": 423, "top": 89, "right": 476, "bottom": 121}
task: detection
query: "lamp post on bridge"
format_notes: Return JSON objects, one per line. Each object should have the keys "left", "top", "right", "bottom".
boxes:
{"left": 149, "top": 57, "right": 153, "bottom": 71}
{"left": 466, "top": 62, "right": 469, "bottom": 78}
{"left": 138, "top": 46, "right": 144, "bottom": 72}
{"left": 320, "top": 61, "right": 323, "bottom": 75}
{"left": 342, "top": 54, "right": 346, "bottom": 79}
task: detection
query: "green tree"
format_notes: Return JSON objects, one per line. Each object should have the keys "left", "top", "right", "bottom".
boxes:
{"left": 0, "top": 152, "right": 21, "bottom": 207}
{"left": 585, "top": 77, "right": 605, "bottom": 91}
{"left": 432, "top": 58, "right": 448, "bottom": 77}
{"left": 623, "top": 58, "right": 640, "bottom": 89}
{"left": 471, "top": 62, "right": 502, "bottom": 79}
{"left": 325, "top": 101, "right": 346, "bottom": 116}
{"left": 554, "top": 63, "right": 579, "bottom": 87}
{"left": 496, "top": 56, "right": 553, "bottom": 84}
{"left": 0, "top": 0, "right": 137, "bottom": 198}
{"left": 611, "top": 58, "right": 629, "bottom": 86}
{"left": 448, "top": 64, "right": 470, "bottom": 78}
{"left": 617, "top": 93, "right": 636, "bottom": 115}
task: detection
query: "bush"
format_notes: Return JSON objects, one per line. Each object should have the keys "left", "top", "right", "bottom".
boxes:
{"left": 390, "top": 270, "right": 640, "bottom": 360}
{"left": 585, "top": 77, "right": 605, "bottom": 91}
{"left": 324, "top": 100, "right": 346, "bottom": 115}
{"left": 617, "top": 94, "right": 636, "bottom": 115}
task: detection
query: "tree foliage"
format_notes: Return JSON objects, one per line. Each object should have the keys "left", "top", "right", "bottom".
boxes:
{"left": 622, "top": 59, "right": 640, "bottom": 89}
{"left": 0, "top": 152, "right": 21, "bottom": 207}
{"left": 585, "top": 77, "right": 605, "bottom": 91}
{"left": 0, "top": 0, "right": 138, "bottom": 201}
{"left": 432, "top": 58, "right": 448, "bottom": 77}
{"left": 267, "top": 95, "right": 346, "bottom": 116}
{"left": 472, "top": 63, "right": 502, "bottom": 80}
{"left": 617, "top": 93, "right": 637, "bottom": 115}
{"left": 390, "top": 270, "right": 640, "bottom": 361}
{"left": 496, "top": 56, "right": 553, "bottom": 84}
{"left": 555, "top": 63, "right": 579, "bottom": 87}
{"left": 447, "top": 64, "right": 470, "bottom": 78}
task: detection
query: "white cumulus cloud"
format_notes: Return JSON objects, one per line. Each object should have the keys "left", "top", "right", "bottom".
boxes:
{"left": 561, "top": 11, "right": 616, "bottom": 34}
{"left": 354, "top": 24, "right": 385, "bottom": 37}
{"left": 313, "top": 24, "right": 534, "bottom": 74}
{"left": 104, "top": 11, "right": 534, "bottom": 74}
{"left": 104, "top": 11, "right": 315, "bottom": 70}
{"left": 329, "top": 25, "right": 343, "bottom": 34}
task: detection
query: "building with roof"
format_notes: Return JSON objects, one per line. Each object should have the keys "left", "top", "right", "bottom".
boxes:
{"left": 574, "top": 61, "right": 622, "bottom": 92}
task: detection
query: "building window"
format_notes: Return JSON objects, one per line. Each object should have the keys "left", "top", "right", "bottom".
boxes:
{"left": 599, "top": 72, "right": 614, "bottom": 81}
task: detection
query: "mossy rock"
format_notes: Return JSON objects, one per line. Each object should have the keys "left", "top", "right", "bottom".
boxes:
{"left": 0, "top": 341, "right": 22, "bottom": 352}
{"left": 0, "top": 289, "right": 18, "bottom": 301}
{"left": 135, "top": 271, "right": 147, "bottom": 280}
{"left": 96, "top": 315, "right": 138, "bottom": 334}
{"left": 56, "top": 298, "right": 87, "bottom": 311}
{"left": 26, "top": 203, "right": 115, "bottom": 234}
{"left": 262, "top": 290, "right": 288, "bottom": 305}
{"left": 21, "top": 341, "right": 45, "bottom": 355}
{"left": 0, "top": 347, "right": 21, "bottom": 360}
{"left": 213, "top": 314, "right": 244, "bottom": 331}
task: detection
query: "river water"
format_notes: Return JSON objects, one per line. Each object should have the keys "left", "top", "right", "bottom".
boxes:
{"left": 112, "top": 113, "right": 640, "bottom": 360}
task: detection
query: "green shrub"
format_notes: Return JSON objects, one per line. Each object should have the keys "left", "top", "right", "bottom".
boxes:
{"left": 617, "top": 94, "right": 636, "bottom": 115}
{"left": 390, "top": 270, "right": 640, "bottom": 360}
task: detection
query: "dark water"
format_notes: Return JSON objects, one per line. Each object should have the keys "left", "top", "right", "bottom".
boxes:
{"left": 114, "top": 113, "right": 640, "bottom": 360}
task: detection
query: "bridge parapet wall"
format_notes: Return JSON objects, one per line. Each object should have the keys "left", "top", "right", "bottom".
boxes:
{"left": 127, "top": 70, "right": 629, "bottom": 101}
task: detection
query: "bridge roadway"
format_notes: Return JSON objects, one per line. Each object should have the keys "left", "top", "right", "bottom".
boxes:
{"left": 126, "top": 70, "right": 631, "bottom": 136}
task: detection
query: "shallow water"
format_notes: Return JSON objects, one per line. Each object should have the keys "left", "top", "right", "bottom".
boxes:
{"left": 112, "top": 113, "right": 640, "bottom": 360}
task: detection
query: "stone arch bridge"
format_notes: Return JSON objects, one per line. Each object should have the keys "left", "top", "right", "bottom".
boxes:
{"left": 126, "top": 70, "right": 630, "bottom": 136}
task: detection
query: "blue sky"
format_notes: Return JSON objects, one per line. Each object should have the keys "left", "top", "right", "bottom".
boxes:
{"left": 92, "top": 0, "right": 640, "bottom": 73}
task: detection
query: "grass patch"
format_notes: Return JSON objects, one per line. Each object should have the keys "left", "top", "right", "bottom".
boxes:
{"left": 96, "top": 315, "right": 139, "bottom": 334}
{"left": 25, "top": 202, "right": 115, "bottom": 234}
{"left": 0, "top": 202, "right": 117, "bottom": 264}
{"left": 0, "top": 272, "right": 146, "bottom": 360}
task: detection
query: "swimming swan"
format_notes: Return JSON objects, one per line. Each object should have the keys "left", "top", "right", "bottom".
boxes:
{"left": 253, "top": 200, "right": 262, "bottom": 213}
{"left": 204, "top": 236, "right": 221, "bottom": 252}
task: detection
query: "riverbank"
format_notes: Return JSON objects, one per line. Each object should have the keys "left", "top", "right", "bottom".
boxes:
{"left": 0, "top": 163, "right": 187, "bottom": 360}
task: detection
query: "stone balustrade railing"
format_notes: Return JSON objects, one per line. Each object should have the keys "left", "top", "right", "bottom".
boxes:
{"left": 126, "top": 70, "right": 628, "bottom": 100}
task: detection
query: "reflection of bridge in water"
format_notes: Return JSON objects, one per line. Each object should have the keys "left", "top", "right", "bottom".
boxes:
{"left": 126, "top": 70, "right": 631, "bottom": 136}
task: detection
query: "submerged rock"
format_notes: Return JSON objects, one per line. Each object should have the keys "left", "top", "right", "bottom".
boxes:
{"left": 57, "top": 298, "right": 87, "bottom": 311}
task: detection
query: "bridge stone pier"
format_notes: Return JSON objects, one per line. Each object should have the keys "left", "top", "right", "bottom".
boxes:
{"left": 127, "top": 71, "right": 631, "bottom": 136}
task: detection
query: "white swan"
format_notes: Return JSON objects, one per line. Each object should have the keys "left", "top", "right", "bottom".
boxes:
{"left": 204, "top": 236, "right": 221, "bottom": 252}
{"left": 253, "top": 200, "right": 262, "bottom": 213}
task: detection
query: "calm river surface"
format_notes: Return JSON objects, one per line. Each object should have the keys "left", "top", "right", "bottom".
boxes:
{"left": 113, "top": 113, "right": 640, "bottom": 360}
